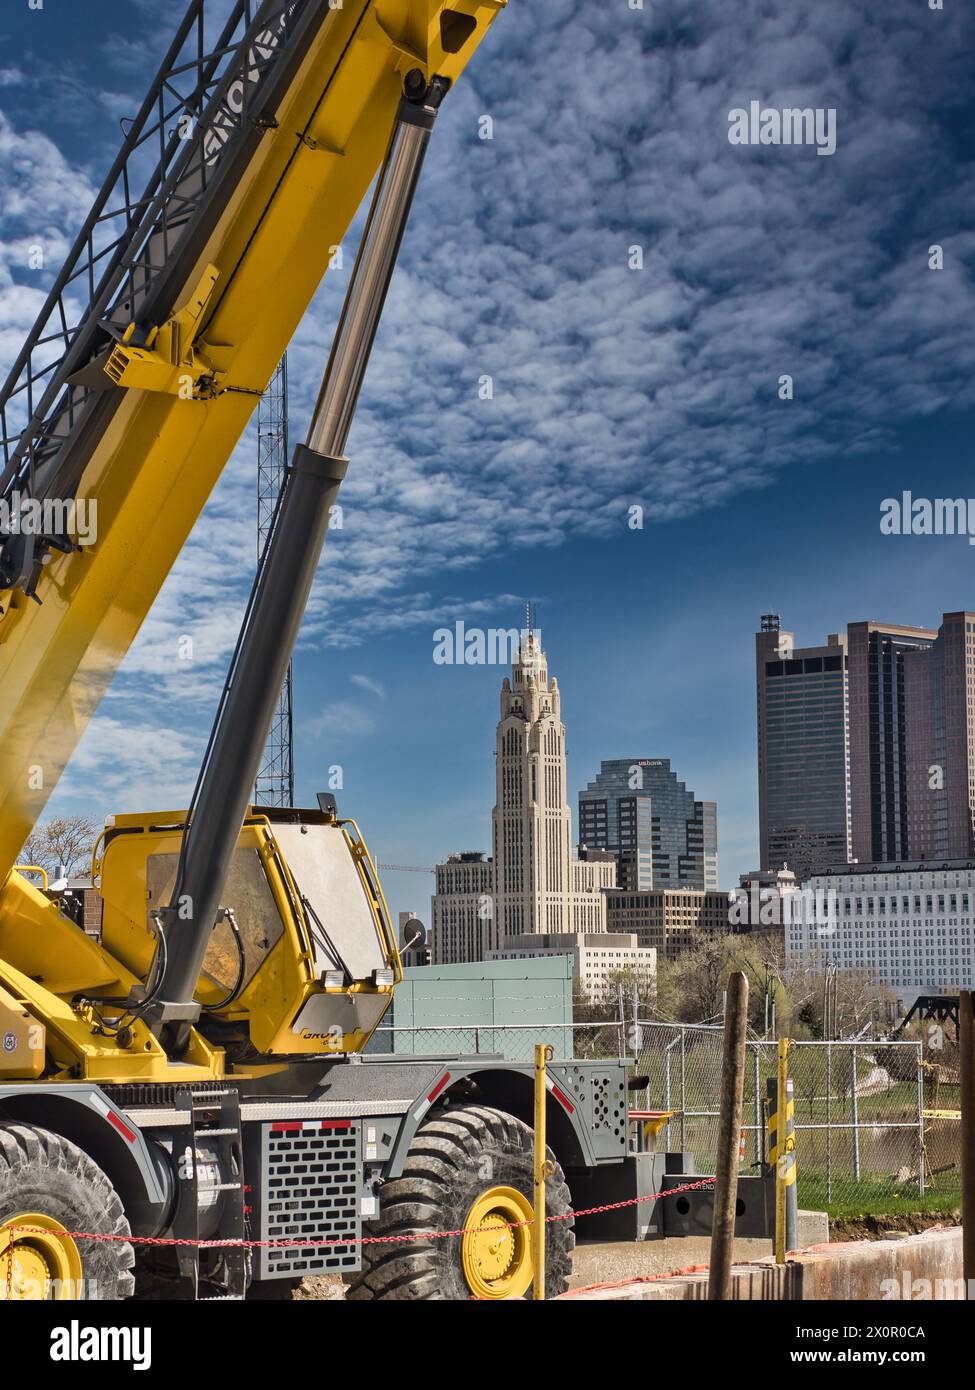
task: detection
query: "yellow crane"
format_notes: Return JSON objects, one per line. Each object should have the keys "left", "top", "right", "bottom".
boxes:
{"left": 0, "top": 3, "right": 762, "bottom": 1304}
{"left": 0, "top": 2, "right": 503, "bottom": 1073}
{"left": 0, "top": 0, "right": 569, "bottom": 1300}
{"left": 0, "top": 0, "right": 608, "bottom": 1304}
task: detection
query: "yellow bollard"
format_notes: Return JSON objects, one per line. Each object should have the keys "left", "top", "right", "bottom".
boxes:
{"left": 774, "top": 1039, "right": 787, "bottom": 1263}
{"left": 773, "top": 1037, "right": 797, "bottom": 1263}
{"left": 533, "top": 1044, "right": 553, "bottom": 1301}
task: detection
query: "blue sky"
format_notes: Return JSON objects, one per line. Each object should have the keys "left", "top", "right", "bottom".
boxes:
{"left": 2, "top": 0, "right": 974, "bottom": 923}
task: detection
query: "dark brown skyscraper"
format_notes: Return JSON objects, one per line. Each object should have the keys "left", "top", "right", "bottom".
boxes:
{"left": 758, "top": 613, "right": 975, "bottom": 880}
{"left": 755, "top": 615, "right": 850, "bottom": 882}
{"left": 904, "top": 612, "right": 975, "bottom": 861}
{"left": 848, "top": 621, "right": 937, "bottom": 864}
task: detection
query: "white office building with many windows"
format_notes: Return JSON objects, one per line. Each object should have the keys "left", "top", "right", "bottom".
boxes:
{"left": 786, "top": 860, "right": 975, "bottom": 1007}
{"left": 488, "top": 933, "right": 655, "bottom": 1003}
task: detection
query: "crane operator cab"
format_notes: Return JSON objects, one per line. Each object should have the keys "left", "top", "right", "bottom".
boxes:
{"left": 94, "top": 796, "right": 401, "bottom": 1066}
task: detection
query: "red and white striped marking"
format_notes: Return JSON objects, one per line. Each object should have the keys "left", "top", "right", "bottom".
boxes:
{"left": 546, "top": 1076, "right": 575, "bottom": 1114}
{"left": 90, "top": 1092, "right": 137, "bottom": 1144}
{"left": 412, "top": 1070, "right": 452, "bottom": 1123}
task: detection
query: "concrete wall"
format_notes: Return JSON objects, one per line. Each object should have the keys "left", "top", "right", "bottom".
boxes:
{"left": 561, "top": 1226, "right": 965, "bottom": 1300}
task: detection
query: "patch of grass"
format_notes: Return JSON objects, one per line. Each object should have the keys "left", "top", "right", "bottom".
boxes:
{"left": 788, "top": 1080, "right": 919, "bottom": 1125}
{"left": 797, "top": 1170, "right": 961, "bottom": 1219}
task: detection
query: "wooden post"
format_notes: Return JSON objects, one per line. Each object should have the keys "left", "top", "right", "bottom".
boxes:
{"left": 708, "top": 970, "right": 749, "bottom": 1300}
{"left": 961, "top": 991, "right": 974, "bottom": 1298}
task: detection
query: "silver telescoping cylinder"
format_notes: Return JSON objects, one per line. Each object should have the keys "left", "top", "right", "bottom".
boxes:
{"left": 151, "top": 76, "right": 447, "bottom": 1040}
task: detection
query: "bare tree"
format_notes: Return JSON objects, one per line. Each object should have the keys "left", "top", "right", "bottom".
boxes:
{"left": 659, "top": 936, "right": 737, "bottom": 1024}
{"left": 832, "top": 968, "right": 894, "bottom": 1038}
{"left": 18, "top": 816, "right": 98, "bottom": 879}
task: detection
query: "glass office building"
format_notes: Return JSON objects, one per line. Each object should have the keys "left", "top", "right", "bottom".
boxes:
{"left": 578, "top": 757, "right": 718, "bottom": 892}
{"left": 758, "top": 613, "right": 973, "bottom": 880}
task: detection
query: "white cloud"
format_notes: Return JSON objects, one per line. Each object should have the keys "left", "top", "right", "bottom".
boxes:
{"left": 252, "top": 0, "right": 975, "bottom": 647}
{"left": 350, "top": 673, "right": 385, "bottom": 700}
{"left": 67, "top": 715, "right": 202, "bottom": 813}
{"left": 305, "top": 700, "right": 376, "bottom": 744}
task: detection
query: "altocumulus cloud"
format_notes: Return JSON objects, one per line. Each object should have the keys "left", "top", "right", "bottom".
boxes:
{"left": 2, "top": 0, "right": 973, "bottom": 811}
{"left": 286, "top": 0, "right": 975, "bottom": 641}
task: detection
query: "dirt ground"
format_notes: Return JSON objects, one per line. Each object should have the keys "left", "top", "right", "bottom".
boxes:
{"left": 829, "top": 1210, "right": 961, "bottom": 1242}
{"left": 294, "top": 1275, "right": 346, "bottom": 1300}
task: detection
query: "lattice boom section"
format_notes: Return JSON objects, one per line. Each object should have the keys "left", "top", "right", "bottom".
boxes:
{"left": 257, "top": 1120, "right": 362, "bottom": 1279}
{"left": 0, "top": 0, "right": 319, "bottom": 495}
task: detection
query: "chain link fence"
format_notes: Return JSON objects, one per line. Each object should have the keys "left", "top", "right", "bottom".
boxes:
{"left": 632, "top": 1022, "right": 960, "bottom": 1215}
{"left": 368, "top": 1016, "right": 961, "bottom": 1216}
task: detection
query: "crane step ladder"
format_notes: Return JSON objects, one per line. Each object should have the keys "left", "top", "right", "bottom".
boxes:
{"left": 170, "top": 1086, "right": 246, "bottom": 1300}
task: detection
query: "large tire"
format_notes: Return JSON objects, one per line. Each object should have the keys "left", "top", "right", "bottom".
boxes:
{"left": 0, "top": 1124, "right": 134, "bottom": 1301}
{"left": 345, "top": 1104, "right": 574, "bottom": 1301}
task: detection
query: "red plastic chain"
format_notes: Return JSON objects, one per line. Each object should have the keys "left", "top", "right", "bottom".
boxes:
{"left": 3, "top": 1177, "right": 715, "bottom": 1254}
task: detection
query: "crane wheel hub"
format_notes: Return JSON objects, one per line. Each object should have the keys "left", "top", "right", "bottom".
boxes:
{"left": 0, "top": 1213, "right": 83, "bottom": 1300}
{"left": 461, "top": 1185, "right": 534, "bottom": 1300}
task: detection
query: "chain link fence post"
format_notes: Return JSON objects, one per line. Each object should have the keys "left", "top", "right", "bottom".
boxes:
{"left": 825, "top": 1040, "right": 832, "bottom": 1205}
{"left": 850, "top": 1046, "right": 861, "bottom": 1182}
{"left": 679, "top": 1026, "right": 687, "bottom": 1153}
{"left": 753, "top": 1045, "right": 762, "bottom": 1166}
{"left": 916, "top": 1041, "right": 925, "bottom": 1198}
{"left": 663, "top": 1039, "right": 672, "bottom": 1152}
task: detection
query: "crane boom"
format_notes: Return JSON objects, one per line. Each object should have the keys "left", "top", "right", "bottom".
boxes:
{"left": 0, "top": 4, "right": 698, "bottom": 1309}
{"left": 0, "top": 0, "right": 504, "bottom": 879}
{"left": 154, "top": 72, "right": 447, "bottom": 1050}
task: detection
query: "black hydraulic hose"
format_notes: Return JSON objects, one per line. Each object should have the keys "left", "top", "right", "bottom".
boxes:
{"left": 201, "top": 909, "right": 247, "bottom": 1013}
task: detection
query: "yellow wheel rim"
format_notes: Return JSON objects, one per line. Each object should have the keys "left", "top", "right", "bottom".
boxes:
{"left": 461, "top": 1185, "right": 534, "bottom": 1300}
{"left": 0, "top": 1213, "right": 83, "bottom": 1300}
